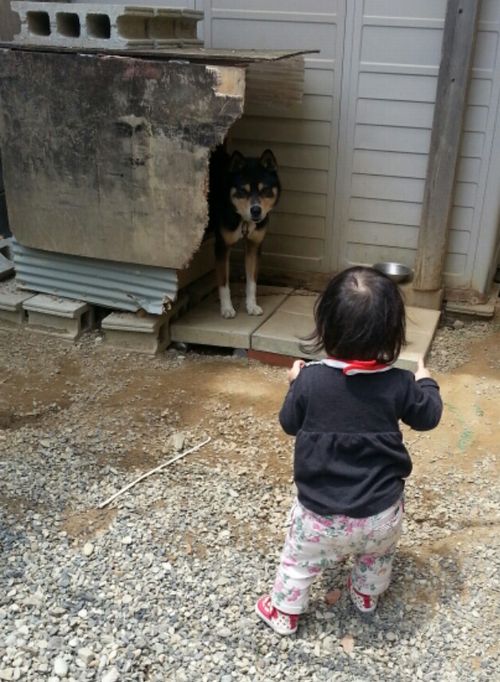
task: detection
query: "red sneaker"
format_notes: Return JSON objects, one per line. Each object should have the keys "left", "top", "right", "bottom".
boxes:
{"left": 255, "top": 595, "right": 299, "bottom": 635}
{"left": 347, "top": 576, "right": 379, "bottom": 613}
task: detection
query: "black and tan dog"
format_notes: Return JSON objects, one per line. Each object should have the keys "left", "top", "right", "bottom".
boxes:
{"left": 209, "top": 147, "right": 281, "bottom": 318}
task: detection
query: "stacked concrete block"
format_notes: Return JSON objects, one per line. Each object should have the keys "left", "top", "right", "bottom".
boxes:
{"left": 11, "top": 2, "right": 203, "bottom": 49}
{"left": 23, "top": 294, "right": 94, "bottom": 340}
{"left": 101, "top": 311, "right": 170, "bottom": 355}
{"left": 101, "top": 293, "right": 188, "bottom": 354}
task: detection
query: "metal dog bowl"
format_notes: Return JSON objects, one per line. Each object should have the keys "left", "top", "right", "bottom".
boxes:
{"left": 373, "top": 262, "right": 413, "bottom": 283}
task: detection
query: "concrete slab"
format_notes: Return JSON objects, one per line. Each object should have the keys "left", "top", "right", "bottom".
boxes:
{"left": 170, "top": 285, "right": 292, "bottom": 349}
{"left": 251, "top": 296, "right": 441, "bottom": 372}
{"left": 445, "top": 284, "right": 499, "bottom": 318}
{"left": 251, "top": 292, "right": 320, "bottom": 359}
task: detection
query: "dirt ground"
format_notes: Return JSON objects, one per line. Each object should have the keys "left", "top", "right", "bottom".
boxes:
{"left": 0, "top": 314, "right": 499, "bottom": 680}
{"left": 1, "top": 315, "right": 498, "bottom": 539}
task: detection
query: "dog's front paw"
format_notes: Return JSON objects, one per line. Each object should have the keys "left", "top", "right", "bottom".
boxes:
{"left": 246, "top": 302, "right": 263, "bottom": 316}
{"left": 221, "top": 305, "right": 236, "bottom": 319}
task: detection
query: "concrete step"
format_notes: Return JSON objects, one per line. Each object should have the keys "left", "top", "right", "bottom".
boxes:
{"left": 171, "top": 286, "right": 442, "bottom": 371}
{"left": 170, "top": 285, "right": 292, "bottom": 350}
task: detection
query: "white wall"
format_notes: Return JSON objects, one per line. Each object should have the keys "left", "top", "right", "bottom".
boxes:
{"left": 65, "top": 0, "right": 500, "bottom": 293}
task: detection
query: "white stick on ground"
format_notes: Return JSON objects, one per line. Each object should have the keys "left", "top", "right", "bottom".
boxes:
{"left": 97, "top": 436, "right": 212, "bottom": 509}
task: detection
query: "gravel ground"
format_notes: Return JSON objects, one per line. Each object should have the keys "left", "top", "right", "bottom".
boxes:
{"left": 0, "top": 313, "right": 499, "bottom": 681}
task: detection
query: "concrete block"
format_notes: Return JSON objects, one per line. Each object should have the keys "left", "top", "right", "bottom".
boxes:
{"left": 11, "top": 2, "right": 203, "bottom": 50}
{"left": 0, "top": 286, "right": 34, "bottom": 325}
{"left": 101, "top": 311, "right": 170, "bottom": 355}
{"left": 23, "top": 294, "right": 94, "bottom": 340}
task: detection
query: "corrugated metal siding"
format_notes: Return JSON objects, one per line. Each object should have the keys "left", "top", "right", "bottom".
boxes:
{"left": 13, "top": 241, "right": 178, "bottom": 315}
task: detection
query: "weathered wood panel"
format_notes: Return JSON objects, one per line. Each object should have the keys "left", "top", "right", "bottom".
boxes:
{"left": 0, "top": 48, "right": 245, "bottom": 268}
{"left": 413, "top": 0, "right": 480, "bottom": 290}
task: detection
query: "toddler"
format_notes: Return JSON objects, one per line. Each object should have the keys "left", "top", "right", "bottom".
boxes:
{"left": 256, "top": 266, "right": 443, "bottom": 635}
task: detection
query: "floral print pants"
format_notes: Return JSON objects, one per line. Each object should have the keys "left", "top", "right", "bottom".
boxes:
{"left": 271, "top": 497, "right": 404, "bottom": 614}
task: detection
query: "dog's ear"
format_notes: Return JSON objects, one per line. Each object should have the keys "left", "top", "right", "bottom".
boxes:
{"left": 228, "top": 151, "right": 246, "bottom": 173}
{"left": 259, "top": 149, "right": 278, "bottom": 171}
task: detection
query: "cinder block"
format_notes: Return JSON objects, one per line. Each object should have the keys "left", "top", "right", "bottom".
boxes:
{"left": 101, "top": 294, "right": 187, "bottom": 354}
{"left": 23, "top": 294, "right": 94, "bottom": 340}
{"left": 0, "top": 287, "right": 34, "bottom": 325}
{"left": 101, "top": 311, "right": 170, "bottom": 355}
{"left": 11, "top": 2, "right": 203, "bottom": 50}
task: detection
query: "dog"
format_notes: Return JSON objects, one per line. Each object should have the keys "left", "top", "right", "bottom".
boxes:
{"left": 209, "top": 147, "right": 281, "bottom": 318}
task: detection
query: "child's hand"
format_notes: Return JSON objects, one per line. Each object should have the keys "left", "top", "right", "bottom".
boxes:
{"left": 414, "top": 357, "right": 431, "bottom": 381}
{"left": 288, "top": 359, "right": 305, "bottom": 383}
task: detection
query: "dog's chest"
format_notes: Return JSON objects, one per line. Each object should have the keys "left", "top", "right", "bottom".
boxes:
{"left": 224, "top": 220, "right": 262, "bottom": 244}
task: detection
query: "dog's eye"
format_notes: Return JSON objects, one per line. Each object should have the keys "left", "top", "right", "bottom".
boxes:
{"left": 234, "top": 189, "right": 249, "bottom": 199}
{"left": 260, "top": 187, "right": 275, "bottom": 198}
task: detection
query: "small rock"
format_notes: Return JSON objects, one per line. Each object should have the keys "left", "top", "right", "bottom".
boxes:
{"left": 171, "top": 432, "right": 185, "bottom": 452}
{"left": 101, "top": 668, "right": 120, "bottom": 682}
{"left": 0, "top": 669, "right": 14, "bottom": 681}
{"left": 453, "top": 319, "right": 465, "bottom": 330}
{"left": 82, "top": 542, "right": 94, "bottom": 557}
{"left": 77, "top": 648, "right": 94, "bottom": 666}
{"left": 386, "top": 631, "right": 398, "bottom": 642}
{"left": 53, "top": 657, "right": 68, "bottom": 677}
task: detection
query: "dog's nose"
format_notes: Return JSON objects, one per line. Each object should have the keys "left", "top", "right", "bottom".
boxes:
{"left": 250, "top": 205, "right": 262, "bottom": 220}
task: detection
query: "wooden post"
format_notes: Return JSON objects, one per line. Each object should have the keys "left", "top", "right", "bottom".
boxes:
{"left": 413, "top": 0, "right": 480, "bottom": 291}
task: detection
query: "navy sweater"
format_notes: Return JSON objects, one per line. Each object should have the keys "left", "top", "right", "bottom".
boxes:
{"left": 279, "top": 364, "right": 443, "bottom": 518}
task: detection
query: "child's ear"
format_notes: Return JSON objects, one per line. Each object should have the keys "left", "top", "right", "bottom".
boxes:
{"left": 228, "top": 150, "right": 246, "bottom": 173}
{"left": 259, "top": 149, "right": 278, "bottom": 171}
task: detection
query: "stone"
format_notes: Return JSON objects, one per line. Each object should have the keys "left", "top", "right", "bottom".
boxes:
{"left": 82, "top": 543, "right": 94, "bottom": 557}
{"left": 52, "top": 657, "right": 68, "bottom": 677}
{"left": 101, "top": 669, "right": 120, "bottom": 682}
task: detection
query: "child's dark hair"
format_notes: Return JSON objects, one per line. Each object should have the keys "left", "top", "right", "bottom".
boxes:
{"left": 302, "top": 266, "right": 406, "bottom": 363}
